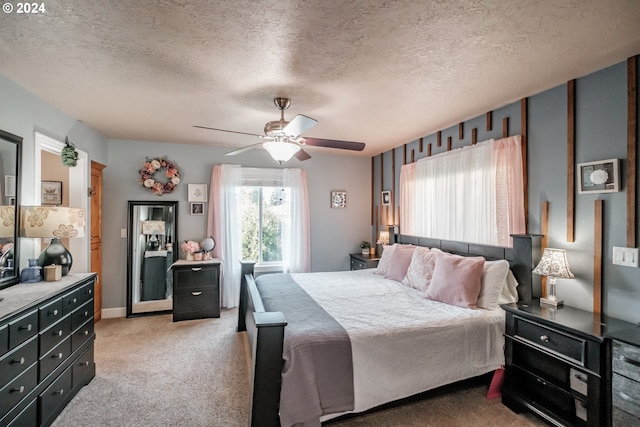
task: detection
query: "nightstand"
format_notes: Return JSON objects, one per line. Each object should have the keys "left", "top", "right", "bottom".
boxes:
{"left": 172, "top": 259, "right": 221, "bottom": 322}
{"left": 502, "top": 301, "right": 634, "bottom": 427}
{"left": 349, "top": 253, "right": 380, "bottom": 270}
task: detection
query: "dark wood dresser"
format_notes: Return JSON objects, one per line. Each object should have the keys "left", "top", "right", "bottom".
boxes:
{"left": 0, "top": 273, "right": 96, "bottom": 427}
{"left": 501, "top": 301, "right": 634, "bottom": 427}
{"left": 172, "top": 259, "right": 221, "bottom": 322}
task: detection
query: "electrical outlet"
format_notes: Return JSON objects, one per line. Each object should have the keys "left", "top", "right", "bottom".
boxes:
{"left": 120, "top": 228, "right": 127, "bottom": 238}
{"left": 612, "top": 246, "right": 639, "bottom": 267}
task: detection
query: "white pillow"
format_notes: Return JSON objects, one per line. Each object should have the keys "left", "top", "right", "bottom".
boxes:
{"left": 402, "top": 247, "right": 436, "bottom": 292}
{"left": 477, "top": 259, "right": 510, "bottom": 310}
{"left": 374, "top": 244, "right": 397, "bottom": 276}
{"left": 497, "top": 270, "right": 519, "bottom": 304}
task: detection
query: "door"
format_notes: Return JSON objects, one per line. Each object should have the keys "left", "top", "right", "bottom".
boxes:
{"left": 90, "top": 161, "right": 105, "bottom": 321}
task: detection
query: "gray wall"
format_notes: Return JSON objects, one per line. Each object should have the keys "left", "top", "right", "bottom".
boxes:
{"left": 374, "top": 58, "right": 640, "bottom": 323}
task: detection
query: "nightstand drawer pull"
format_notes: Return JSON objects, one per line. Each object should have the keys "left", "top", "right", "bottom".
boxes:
{"left": 618, "top": 391, "right": 634, "bottom": 403}
{"left": 574, "top": 373, "right": 587, "bottom": 383}
{"left": 191, "top": 291, "right": 203, "bottom": 296}
{"left": 191, "top": 267, "right": 202, "bottom": 272}
{"left": 540, "top": 335, "right": 550, "bottom": 343}
{"left": 536, "top": 377, "right": 548, "bottom": 387}
{"left": 621, "top": 355, "right": 640, "bottom": 368}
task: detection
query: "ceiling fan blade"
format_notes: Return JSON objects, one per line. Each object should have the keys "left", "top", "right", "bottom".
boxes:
{"left": 194, "top": 125, "right": 266, "bottom": 139}
{"left": 283, "top": 114, "right": 317, "bottom": 138}
{"left": 302, "top": 137, "right": 365, "bottom": 151}
{"left": 294, "top": 148, "right": 312, "bottom": 161}
{"left": 225, "top": 142, "right": 264, "bottom": 156}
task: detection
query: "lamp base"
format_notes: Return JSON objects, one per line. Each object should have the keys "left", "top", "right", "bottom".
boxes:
{"left": 541, "top": 296, "right": 564, "bottom": 307}
{"left": 38, "top": 238, "right": 73, "bottom": 277}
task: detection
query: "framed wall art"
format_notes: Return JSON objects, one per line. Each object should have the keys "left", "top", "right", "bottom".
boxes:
{"left": 41, "top": 181, "right": 62, "bottom": 205}
{"left": 188, "top": 184, "right": 208, "bottom": 202}
{"left": 381, "top": 190, "right": 391, "bottom": 206}
{"left": 330, "top": 191, "right": 347, "bottom": 208}
{"left": 577, "top": 158, "right": 620, "bottom": 194}
{"left": 190, "top": 202, "right": 204, "bottom": 215}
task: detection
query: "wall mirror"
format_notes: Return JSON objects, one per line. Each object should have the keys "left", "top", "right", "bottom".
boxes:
{"left": 127, "top": 200, "right": 178, "bottom": 316}
{"left": 0, "top": 130, "right": 21, "bottom": 291}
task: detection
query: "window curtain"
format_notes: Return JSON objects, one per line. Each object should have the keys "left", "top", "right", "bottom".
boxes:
{"left": 400, "top": 135, "right": 525, "bottom": 246}
{"left": 207, "top": 165, "right": 310, "bottom": 308}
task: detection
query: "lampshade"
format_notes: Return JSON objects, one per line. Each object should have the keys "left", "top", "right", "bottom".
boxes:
{"left": 376, "top": 230, "right": 390, "bottom": 245}
{"left": 142, "top": 220, "right": 165, "bottom": 235}
{"left": 532, "top": 248, "right": 574, "bottom": 307}
{"left": 0, "top": 205, "right": 15, "bottom": 238}
{"left": 21, "top": 206, "right": 86, "bottom": 277}
{"left": 263, "top": 141, "right": 300, "bottom": 163}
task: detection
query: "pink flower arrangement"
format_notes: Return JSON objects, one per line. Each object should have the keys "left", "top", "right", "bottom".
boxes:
{"left": 181, "top": 240, "right": 200, "bottom": 254}
{"left": 140, "top": 157, "right": 180, "bottom": 195}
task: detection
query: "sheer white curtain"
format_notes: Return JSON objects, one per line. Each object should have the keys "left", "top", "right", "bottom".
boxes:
{"left": 400, "top": 136, "right": 525, "bottom": 246}
{"left": 207, "top": 165, "right": 310, "bottom": 308}
{"left": 282, "top": 168, "right": 310, "bottom": 273}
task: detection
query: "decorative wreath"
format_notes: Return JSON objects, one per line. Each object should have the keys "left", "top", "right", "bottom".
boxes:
{"left": 140, "top": 157, "right": 181, "bottom": 195}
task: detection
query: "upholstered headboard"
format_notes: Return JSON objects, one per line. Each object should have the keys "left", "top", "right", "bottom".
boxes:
{"left": 391, "top": 230, "right": 542, "bottom": 303}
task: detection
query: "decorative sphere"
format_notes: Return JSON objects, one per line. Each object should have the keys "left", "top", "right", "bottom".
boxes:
{"left": 201, "top": 237, "right": 215, "bottom": 252}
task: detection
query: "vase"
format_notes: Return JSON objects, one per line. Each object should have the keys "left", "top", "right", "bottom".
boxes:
{"left": 21, "top": 258, "right": 42, "bottom": 283}
{"left": 38, "top": 238, "right": 72, "bottom": 276}
{"left": 194, "top": 252, "right": 203, "bottom": 261}
{"left": 185, "top": 252, "right": 194, "bottom": 261}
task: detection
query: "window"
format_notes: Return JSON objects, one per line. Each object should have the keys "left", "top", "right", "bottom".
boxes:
{"left": 240, "top": 186, "right": 289, "bottom": 264}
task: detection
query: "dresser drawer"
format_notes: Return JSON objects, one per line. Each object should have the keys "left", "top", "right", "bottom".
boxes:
{"left": 613, "top": 340, "right": 640, "bottom": 382}
{"left": 613, "top": 405, "right": 640, "bottom": 426}
{"left": 174, "top": 287, "right": 220, "bottom": 321}
{"left": 39, "top": 315, "right": 71, "bottom": 358}
{"left": 6, "top": 398, "right": 36, "bottom": 427}
{"left": 8, "top": 310, "right": 38, "bottom": 349}
{"left": 0, "top": 337, "right": 37, "bottom": 390}
{"left": 612, "top": 372, "right": 640, "bottom": 416}
{"left": 62, "top": 280, "right": 93, "bottom": 315}
{"left": 0, "top": 363, "right": 37, "bottom": 415}
{"left": 39, "top": 297, "right": 63, "bottom": 330}
{"left": 71, "top": 318, "right": 94, "bottom": 353}
{"left": 39, "top": 337, "right": 71, "bottom": 381}
{"left": 351, "top": 259, "right": 368, "bottom": 270}
{"left": 72, "top": 344, "right": 95, "bottom": 388}
{"left": 513, "top": 315, "right": 585, "bottom": 364}
{"left": 39, "top": 366, "right": 72, "bottom": 426}
{"left": 174, "top": 266, "right": 218, "bottom": 290}
{"left": 71, "top": 299, "right": 93, "bottom": 331}
{"left": 0, "top": 324, "right": 8, "bottom": 357}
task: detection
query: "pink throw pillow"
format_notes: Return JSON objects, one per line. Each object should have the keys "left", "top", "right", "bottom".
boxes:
{"left": 384, "top": 245, "right": 416, "bottom": 281}
{"left": 426, "top": 253, "right": 485, "bottom": 308}
{"left": 374, "top": 244, "right": 397, "bottom": 275}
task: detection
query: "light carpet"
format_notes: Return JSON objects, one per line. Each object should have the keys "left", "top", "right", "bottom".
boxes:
{"left": 53, "top": 308, "right": 545, "bottom": 426}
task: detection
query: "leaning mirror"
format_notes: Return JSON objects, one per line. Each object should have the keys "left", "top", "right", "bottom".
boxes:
{"left": 0, "top": 130, "right": 21, "bottom": 291}
{"left": 127, "top": 200, "right": 178, "bottom": 316}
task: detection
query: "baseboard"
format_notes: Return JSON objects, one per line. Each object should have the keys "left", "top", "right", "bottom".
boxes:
{"left": 101, "top": 307, "right": 126, "bottom": 318}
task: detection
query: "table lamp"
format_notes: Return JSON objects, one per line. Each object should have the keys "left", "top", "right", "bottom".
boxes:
{"left": 142, "top": 220, "right": 165, "bottom": 250}
{"left": 532, "top": 248, "right": 575, "bottom": 307}
{"left": 21, "top": 206, "right": 86, "bottom": 276}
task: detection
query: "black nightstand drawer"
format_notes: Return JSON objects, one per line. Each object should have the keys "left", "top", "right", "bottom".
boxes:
{"left": 349, "top": 253, "right": 380, "bottom": 270}
{"left": 514, "top": 315, "right": 585, "bottom": 364}
{"left": 512, "top": 340, "right": 569, "bottom": 387}
{"left": 174, "top": 265, "right": 219, "bottom": 289}
{"left": 0, "top": 337, "right": 37, "bottom": 390}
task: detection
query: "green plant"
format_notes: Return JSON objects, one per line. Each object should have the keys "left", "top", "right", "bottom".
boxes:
{"left": 61, "top": 137, "right": 79, "bottom": 167}
{"left": 360, "top": 240, "right": 371, "bottom": 249}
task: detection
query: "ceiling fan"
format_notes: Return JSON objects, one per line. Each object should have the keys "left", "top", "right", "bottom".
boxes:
{"left": 194, "top": 97, "right": 365, "bottom": 163}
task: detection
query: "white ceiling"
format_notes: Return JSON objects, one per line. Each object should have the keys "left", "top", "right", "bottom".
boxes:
{"left": 1, "top": 0, "right": 639, "bottom": 157}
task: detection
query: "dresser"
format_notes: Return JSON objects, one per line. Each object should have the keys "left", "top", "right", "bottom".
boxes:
{"left": 171, "top": 259, "right": 221, "bottom": 322}
{"left": 349, "top": 253, "right": 380, "bottom": 270}
{"left": 606, "top": 325, "right": 640, "bottom": 426}
{"left": 0, "top": 273, "right": 96, "bottom": 427}
{"left": 502, "top": 301, "right": 633, "bottom": 427}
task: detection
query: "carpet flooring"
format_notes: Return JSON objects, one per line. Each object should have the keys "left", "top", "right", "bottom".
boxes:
{"left": 52, "top": 308, "right": 546, "bottom": 426}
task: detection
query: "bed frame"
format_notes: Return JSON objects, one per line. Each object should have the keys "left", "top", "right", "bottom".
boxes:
{"left": 237, "top": 232, "right": 542, "bottom": 427}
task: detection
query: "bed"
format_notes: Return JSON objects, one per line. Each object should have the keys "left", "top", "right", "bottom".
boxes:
{"left": 237, "top": 232, "right": 542, "bottom": 427}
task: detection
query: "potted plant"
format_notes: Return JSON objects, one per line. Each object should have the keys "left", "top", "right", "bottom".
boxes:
{"left": 360, "top": 241, "right": 371, "bottom": 255}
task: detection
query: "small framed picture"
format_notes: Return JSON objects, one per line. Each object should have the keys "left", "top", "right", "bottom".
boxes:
{"left": 577, "top": 158, "right": 620, "bottom": 194}
{"left": 41, "top": 181, "right": 62, "bottom": 205}
{"left": 190, "top": 203, "right": 204, "bottom": 215}
{"left": 381, "top": 190, "right": 391, "bottom": 206}
{"left": 330, "top": 191, "right": 347, "bottom": 208}
{"left": 188, "top": 184, "right": 208, "bottom": 202}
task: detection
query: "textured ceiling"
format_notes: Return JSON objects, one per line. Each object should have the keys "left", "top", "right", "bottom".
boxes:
{"left": 1, "top": 0, "right": 639, "bottom": 157}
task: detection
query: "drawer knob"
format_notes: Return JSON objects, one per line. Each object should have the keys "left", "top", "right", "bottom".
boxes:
{"left": 57, "top": 329, "right": 63, "bottom": 337}
{"left": 72, "top": 298, "right": 77, "bottom": 304}
{"left": 19, "top": 323, "right": 32, "bottom": 331}
{"left": 83, "top": 330, "right": 89, "bottom": 336}
{"left": 191, "top": 291, "right": 203, "bottom": 296}
{"left": 56, "top": 388, "right": 64, "bottom": 395}
{"left": 12, "top": 357, "right": 25, "bottom": 365}
{"left": 52, "top": 309, "right": 58, "bottom": 316}
{"left": 11, "top": 385, "right": 25, "bottom": 394}
{"left": 56, "top": 352, "right": 63, "bottom": 359}
{"left": 540, "top": 335, "right": 550, "bottom": 343}
{"left": 88, "top": 289, "right": 92, "bottom": 294}
{"left": 84, "top": 311, "right": 89, "bottom": 316}
{"left": 621, "top": 355, "right": 640, "bottom": 368}
{"left": 81, "top": 361, "right": 90, "bottom": 366}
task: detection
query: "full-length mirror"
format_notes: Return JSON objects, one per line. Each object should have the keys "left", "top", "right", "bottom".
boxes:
{"left": 127, "top": 201, "right": 178, "bottom": 316}
{"left": 0, "top": 129, "right": 21, "bottom": 290}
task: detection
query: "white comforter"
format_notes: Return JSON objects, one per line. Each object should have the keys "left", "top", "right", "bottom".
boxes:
{"left": 290, "top": 269, "right": 505, "bottom": 416}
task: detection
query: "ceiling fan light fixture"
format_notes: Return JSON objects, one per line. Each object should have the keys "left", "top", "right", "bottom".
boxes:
{"left": 263, "top": 141, "right": 300, "bottom": 163}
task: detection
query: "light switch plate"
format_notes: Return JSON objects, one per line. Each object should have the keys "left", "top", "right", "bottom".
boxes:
{"left": 612, "top": 246, "right": 639, "bottom": 267}
{"left": 120, "top": 228, "right": 127, "bottom": 238}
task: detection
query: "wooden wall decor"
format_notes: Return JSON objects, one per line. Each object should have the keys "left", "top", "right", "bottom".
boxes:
{"left": 594, "top": 199, "right": 603, "bottom": 314}
{"left": 502, "top": 117, "right": 509, "bottom": 138}
{"left": 419, "top": 137, "right": 423, "bottom": 153}
{"left": 392, "top": 148, "right": 396, "bottom": 224}
{"left": 567, "top": 79, "right": 576, "bottom": 243}
{"left": 403, "top": 144, "right": 407, "bottom": 165}
{"left": 627, "top": 56, "right": 637, "bottom": 248}
{"left": 521, "top": 98, "right": 529, "bottom": 233}
{"left": 447, "top": 136, "right": 452, "bottom": 151}
{"left": 427, "top": 143, "right": 432, "bottom": 157}
{"left": 411, "top": 149, "right": 415, "bottom": 163}
{"left": 459, "top": 123, "right": 464, "bottom": 140}
{"left": 371, "top": 157, "right": 375, "bottom": 225}
{"left": 437, "top": 131, "right": 442, "bottom": 147}
{"left": 471, "top": 128, "right": 477, "bottom": 145}
{"left": 540, "top": 201, "right": 549, "bottom": 298}
{"left": 486, "top": 111, "right": 493, "bottom": 131}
